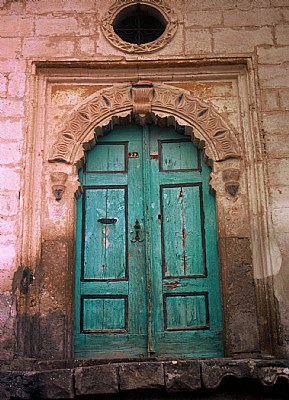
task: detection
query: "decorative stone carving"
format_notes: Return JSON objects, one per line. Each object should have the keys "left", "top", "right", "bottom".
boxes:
{"left": 222, "top": 168, "right": 241, "bottom": 196}
{"left": 50, "top": 172, "right": 68, "bottom": 201}
{"left": 132, "top": 81, "right": 155, "bottom": 119}
{"left": 101, "top": 0, "right": 177, "bottom": 53}
{"left": 49, "top": 82, "right": 241, "bottom": 165}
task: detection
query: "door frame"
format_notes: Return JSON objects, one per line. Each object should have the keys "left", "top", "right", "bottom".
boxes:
{"left": 18, "top": 61, "right": 278, "bottom": 360}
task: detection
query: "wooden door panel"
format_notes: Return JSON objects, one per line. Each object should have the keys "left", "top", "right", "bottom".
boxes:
{"left": 75, "top": 125, "right": 148, "bottom": 359}
{"left": 159, "top": 139, "right": 200, "bottom": 171}
{"left": 81, "top": 295, "right": 127, "bottom": 333}
{"left": 161, "top": 183, "right": 206, "bottom": 278}
{"left": 82, "top": 187, "right": 127, "bottom": 280}
{"left": 163, "top": 292, "right": 209, "bottom": 331}
{"left": 148, "top": 124, "right": 223, "bottom": 358}
{"left": 86, "top": 142, "right": 128, "bottom": 173}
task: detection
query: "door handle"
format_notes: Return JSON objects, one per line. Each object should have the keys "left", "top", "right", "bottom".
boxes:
{"left": 97, "top": 218, "right": 117, "bottom": 224}
{"left": 131, "top": 219, "right": 144, "bottom": 243}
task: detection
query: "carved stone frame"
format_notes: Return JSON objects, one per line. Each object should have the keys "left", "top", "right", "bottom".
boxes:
{"left": 18, "top": 60, "right": 277, "bottom": 360}
{"left": 101, "top": 0, "right": 178, "bottom": 53}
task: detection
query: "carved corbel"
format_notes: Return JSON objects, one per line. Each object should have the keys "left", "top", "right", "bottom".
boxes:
{"left": 222, "top": 168, "right": 241, "bottom": 197}
{"left": 50, "top": 172, "right": 68, "bottom": 201}
{"left": 131, "top": 81, "right": 154, "bottom": 124}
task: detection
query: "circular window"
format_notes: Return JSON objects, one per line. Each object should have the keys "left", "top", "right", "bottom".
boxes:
{"left": 101, "top": 0, "right": 177, "bottom": 53}
{"left": 113, "top": 4, "right": 167, "bottom": 45}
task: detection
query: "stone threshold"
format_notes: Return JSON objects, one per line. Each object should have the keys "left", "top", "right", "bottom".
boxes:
{"left": 0, "top": 358, "right": 288, "bottom": 399}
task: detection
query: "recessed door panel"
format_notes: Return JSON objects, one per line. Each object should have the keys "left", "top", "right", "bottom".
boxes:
{"left": 82, "top": 187, "right": 127, "bottom": 280}
{"left": 161, "top": 183, "right": 206, "bottom": 278}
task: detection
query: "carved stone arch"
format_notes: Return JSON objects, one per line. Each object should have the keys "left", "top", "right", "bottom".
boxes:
{"left": 49, "top": 82, "right": 242, "bottom": 168}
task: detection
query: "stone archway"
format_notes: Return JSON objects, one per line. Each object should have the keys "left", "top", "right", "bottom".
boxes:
{"left": 49, "top": 82, "right": 241, "bottom": 166}
{"left": 48, "top": 82, "right": 242, "bottom": 202}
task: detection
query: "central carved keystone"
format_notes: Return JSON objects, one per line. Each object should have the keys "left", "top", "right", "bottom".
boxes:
{"left": 131, "top": 81, "right": 155, "bottom": 118}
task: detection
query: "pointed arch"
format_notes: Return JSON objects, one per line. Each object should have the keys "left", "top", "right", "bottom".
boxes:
{"left": 49, "top": 82, "right": 241, "bottom": 166}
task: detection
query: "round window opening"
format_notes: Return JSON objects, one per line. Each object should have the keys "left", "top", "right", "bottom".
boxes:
{"left": 113, "top": 4, "right": 167, "bottom": 45}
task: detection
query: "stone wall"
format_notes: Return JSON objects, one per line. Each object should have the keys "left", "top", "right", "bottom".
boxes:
{"left": 0, "top": 0, "right": 289, "bottom": 365}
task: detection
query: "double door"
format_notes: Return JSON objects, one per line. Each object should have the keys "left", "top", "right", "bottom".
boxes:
{"left": 74, "top": 124, "right": 223, "bottom": 358}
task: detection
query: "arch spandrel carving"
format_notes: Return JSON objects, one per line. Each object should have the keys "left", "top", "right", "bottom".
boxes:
{"left": 49, "top": 82, "right": 242, "bottom": 167}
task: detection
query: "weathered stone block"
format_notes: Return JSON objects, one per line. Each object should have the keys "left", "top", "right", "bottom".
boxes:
{"left": 268, "top": 159, "right": 289, "bottom": 187}
{"left": 26, "top": 0, "right": 96, "bottom": 14}
{"left": 0, "top": 120, "right": 23, "bottom": 140}
{"left": 213, "top": 27, "right": 273, "bottom": 53}
{"left": 185, "top": 29, "right": 212, "bottom": 54}
{"left": 271, "top": 0, "right": 289, "bottom": 5}
{"left": 261, "top": 90, "right": 279, "bottom": 111}
{"left": 276, "top": 25, "right": 289, "bottom": 46}
{"left": 0, "top": 167, "right": 20, "bottom": 190}
{"left": 247, "top": 359, "right": 289, "bottom": 386}
{"left": 22, "top": 38, "right": 74, "bottom": 58}
{"left": 0, "top": 141, "right": 22, "bottom": 165}
{"left": 257, "top": 46, "right": 289, "bottom": 65}
{"left": 265, "top": 133, "right": 289, "bottom": 158}
{"left": 35, "top": 16, "right": 79, "bottom": 36}
{"left": 0, "top": 243, "right": 16, "bottom": 270}
{"left": 201, "top": 360, "right": 250, "bottom": 388}
{"left": 217, "top": 194, "right": 250, "bottom": 238}
{"left": 0, "top": 192, "right": 19, "bottom": 218}
{"left": 223, "top": 8, "right": 281, "bottom": 26}
{"left": 0, "top": 99, "right": 24, "bottom": 118}
{"left": 258, "top": 64, "right": 289, "bottom": 88}
{"left": 0, "top": 16, "right": 34, "bottom": 37}
{"left": 272, "top": 208, "right": 289, "bottom": 233}
{"left": 164, "top": 361, "right": 201, "bottom": 392}
{"left": 0, "top": 73, "right": 7, "bottom": 96}
{"left": 0, "top": 59, "right": 26, "bottom": 74}
{"left": 0, "top": 38, "right": 21, "bottom": 57}
{"left": 79, "top": 37, "right": 96, "bottom": 55}
{"left": 262, "top": 112, "right": 289, "bottom": 135}
{"left": 75, "top": 364, "right": 119, "bottom": 395}
{"left": 279, "top": 89, "right": 289, "bottom": 110}
{"left": 270, "top": 185, "right": 289, "bottom": 210}
{"left": 34, "top": 369, "right": 74, "bottom": 399}
{"left": 183, "top": 0, "right": 269, "bottom": 11}
{"left": 184, "top": 10, "right": 222, "bottom": 26}
{"left": 8, "top": 72, "right": 26, "bottom": 98}
{"left": 0, "top": 293, "right": 16, "bottom": 360}
{"left": 38, "top": 311, "right": 67, "bottom": 359}
{"left": 119, "top": 362, "right": 165, "bottom": 391}
{"left": 0, "top": 371, "right": 36, "bottom": 399}
{"left": 219, "top": 237, "right": 260, "bottom": 354}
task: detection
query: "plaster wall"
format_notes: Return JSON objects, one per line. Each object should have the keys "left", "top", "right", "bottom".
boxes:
{"left": 0, "top": 0, "right": 289, "bottom": 363}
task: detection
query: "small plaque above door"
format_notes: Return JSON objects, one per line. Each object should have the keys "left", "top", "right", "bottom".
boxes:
{"left": 128, "top": 152, "right": 139, "bottom": 158}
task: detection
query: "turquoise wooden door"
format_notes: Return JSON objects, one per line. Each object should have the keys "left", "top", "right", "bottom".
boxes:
{"left": 74, "top": 124, "right": 223, "bottom": 359}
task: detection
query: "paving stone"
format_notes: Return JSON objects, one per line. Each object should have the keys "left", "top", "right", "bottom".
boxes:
{"left": 201, "top": 360, "right": 251, "bottom": 389}
{"left": 119, "top": 362, "right": 165, "bottom": 391}
{"left": 0, "top": 371, "right": 37, "bottom": 399}
{"left": 164, "top": 361, "right": 201, "bottom": 392}
{"left": 34, "top": 369, "right": 74, "bottom": 399}
{"left": 75, "top": 364, "right": 119, "bottom": 395}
